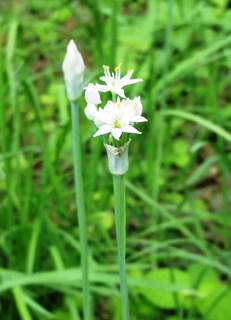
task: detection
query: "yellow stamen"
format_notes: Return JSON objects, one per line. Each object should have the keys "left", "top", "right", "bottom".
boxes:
{"left": 114, "top": 63, "right": 122, "bottom": 73}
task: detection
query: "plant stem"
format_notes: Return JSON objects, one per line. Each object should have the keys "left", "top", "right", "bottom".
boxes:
{"left": 70, "top": 101, "right": 90, "bottom": 320}
{"left": 113, "top": 174, "right": 129, "bottom": 320}
{"left": 110, "top": 0, "right": 119, "bottom": 67}
{"left": 12, "top": 286, "right": 32, "bottom": 320}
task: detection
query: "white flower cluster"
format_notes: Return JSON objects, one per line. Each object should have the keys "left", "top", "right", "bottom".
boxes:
{"left": 84, "top": 65, "right": 147, "bottom": 141}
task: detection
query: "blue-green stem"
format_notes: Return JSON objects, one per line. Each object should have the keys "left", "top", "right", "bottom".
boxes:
{"left": 70, "top": 101, "right": 90, "bottom": 320}
{"left": 113, "top": 174, "right": 129, "bottom": 320}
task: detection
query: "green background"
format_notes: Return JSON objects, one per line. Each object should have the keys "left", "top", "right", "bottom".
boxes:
{"left": 0, "top": 0, "right": 231, "bottom": 319}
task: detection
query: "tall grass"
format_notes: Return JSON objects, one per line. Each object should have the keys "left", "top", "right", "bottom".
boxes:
{"left": 0, "top": 0, "right": 231, "bottom": 319}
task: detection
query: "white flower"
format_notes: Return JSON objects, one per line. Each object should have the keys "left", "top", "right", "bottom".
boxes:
{"left": 96, "top": 64, "right": 143, "bottom": 98}
{"left": 62, "top": 39, "right": 85, "bottom": 100}
{"left": 85, "top": 83, "right": 101, "bottom": 105}
{"left": 84, "top": 65, "right": 147, "bottom": 141}
{"left": 84, "top": 103, "right": 98, "bottom": 121}
{"left": 125, "top": 97, "right": 148, "bottom": 123}
{"left": 93, "top": 100, "right": 141, "bottom": 140}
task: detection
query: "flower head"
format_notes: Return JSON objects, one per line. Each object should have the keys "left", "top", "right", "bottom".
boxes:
{"left": 93, "top": 100, "right": 142, "bottom": 140}
{"left": 97, "top": 64, "right": 143, "bottom": 98}
{"left": 62, "top": 40, "right": 85, "bottom": 101}
{"left": 84, "top": 65, "right": 147, "bottom": 144}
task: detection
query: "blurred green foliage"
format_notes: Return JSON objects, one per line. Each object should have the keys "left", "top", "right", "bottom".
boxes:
{"left": 0, "top": 0, "right": 231, "bottom": 319}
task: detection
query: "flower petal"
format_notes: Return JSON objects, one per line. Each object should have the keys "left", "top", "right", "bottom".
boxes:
{"left": 99, "top": 76, "right": 112, "bottom": 82}
{"left": 120, "top": 70, "right": 133, "bottom": 84}
{"left": 112, "top": 128, "right": 122, "bottom": 140}
{"left": 85, "top": 84, "right": 101, "bottom": 105}
{"left": 114, "top": 87, "right": 126, "bottom": 98}
{"left": 131, "top": 115, "right": 148, "bottom": 123}
{"left": 96, "top": 84, "right": 109, "bottom": 92}
{"left": 94, "top": 125, "right": 111, "bottom": 137}
{"left": 94, "top": 108, "right": 106, "bottom": 127}
{"left": 123, "top": 125, "right": 141, "bottom": 134}
{"left": 84, "top": 103, "right": 97, "bottom": 121}
{"left": 132, "top": 96, "right": 142, "bottom": 114}
{"left": 120, "top": 70, "right": 143, "bottom": 87}
{"left": 126, "top": 78, "right": 143, "bottom": 86}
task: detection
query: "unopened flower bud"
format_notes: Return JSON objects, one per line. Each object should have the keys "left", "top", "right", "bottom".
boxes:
{"left": 85, "top": 84, "right": 101, "bottom": 105}
{"left": 84, "top": 103, "right": 97, "bottom": 121}
{"left": 62, "top": 40, "right": 85, "bottom": 101}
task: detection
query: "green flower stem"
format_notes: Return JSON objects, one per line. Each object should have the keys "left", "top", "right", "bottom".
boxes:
{"left": 113, "top": 174, "right": 129, "bottom": 320}
{"left": 70, "top": 101, "right": 90, "bottom": 320}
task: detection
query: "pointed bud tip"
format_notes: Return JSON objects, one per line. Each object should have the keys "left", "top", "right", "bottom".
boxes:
{"left": 67, "top": 39, "right": 77, "bottom": 52}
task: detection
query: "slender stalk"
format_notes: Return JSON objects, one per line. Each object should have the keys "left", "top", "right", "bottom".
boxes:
{"left": 70, "top": 101, "right": 90, "bottom": 320}
{"left": 110, "top": 0, "right": 119, "bottom": 67}
{"left": 113, "top": 174, "right": 129, "bottom": 320}
{"left": 12, "top": 286, "right": 32, "bottom": 320}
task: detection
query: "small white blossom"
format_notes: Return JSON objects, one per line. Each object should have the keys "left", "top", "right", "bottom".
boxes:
{"left": 97, "top": 64, "right": 143, "bottom": 98}
{"left": 85, "top": 83, "right": 101, "bottom": 105}
{"left": 84, "top": 103, "right": 98, "bottom": 121}
{"left": 93, "top": 100, "right": 142, "bottom": 140}
{"left": 62, "top": 39, "right": 85, "bottom": 100}
{"left": 126, "top": 97, "right": 148, "bottom": 123}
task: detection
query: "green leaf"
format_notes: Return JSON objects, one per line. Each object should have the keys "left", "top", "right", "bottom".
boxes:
{"left": 198, "top": 282, "right": 231, "bottom": 320}
{"left": 207, "top": 289, "right": 231, "bottom": 320}
{"left": 188, "top": 264, "right": 231, "bottom": 320}
{"left": 140, "top": 268, "right": 190, "bottom": 309}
